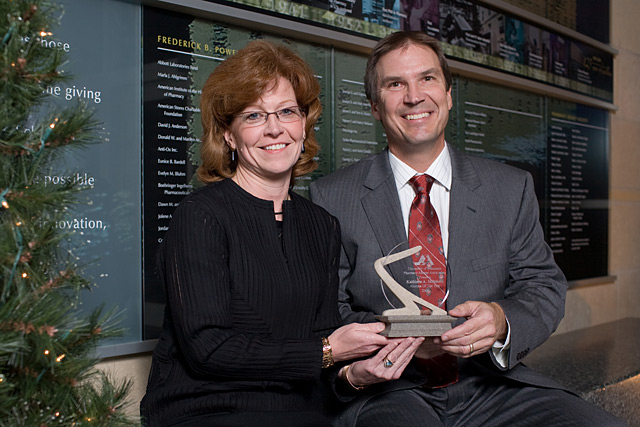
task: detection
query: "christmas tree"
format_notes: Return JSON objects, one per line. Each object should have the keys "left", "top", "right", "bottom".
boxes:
{"left": 1, "top": 1, "right": 137, "bottom": 425}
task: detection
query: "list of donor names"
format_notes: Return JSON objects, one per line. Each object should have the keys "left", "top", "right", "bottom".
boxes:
{"left": 144, "top": 49, "right": 201, "bottom": 247}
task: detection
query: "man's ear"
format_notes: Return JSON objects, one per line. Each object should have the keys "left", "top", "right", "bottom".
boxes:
{"left": 371, "top": 101, "right": 381, "bottom": 121}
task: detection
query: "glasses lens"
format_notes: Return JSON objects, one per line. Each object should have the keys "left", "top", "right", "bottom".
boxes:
{"left": 241, "top": 112, "right": 266, "bottom": 126}
{"left": 277, "top": 107, "right": 302, "bottom": 123}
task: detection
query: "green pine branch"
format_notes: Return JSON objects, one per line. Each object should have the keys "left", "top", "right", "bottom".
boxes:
{"left": 1, "top": 1, "right": 138, "bottom": 425}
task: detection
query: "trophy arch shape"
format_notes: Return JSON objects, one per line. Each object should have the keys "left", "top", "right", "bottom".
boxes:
{"left": 374, "top": 245, "right": 448, "bottom": 316}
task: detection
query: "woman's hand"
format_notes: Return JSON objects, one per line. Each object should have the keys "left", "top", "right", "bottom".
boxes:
{"left": 344, "top": 337, "right": 425, "bottom": 387}
{"left": 328, "top": 322, "right": 391, "bottom": 362}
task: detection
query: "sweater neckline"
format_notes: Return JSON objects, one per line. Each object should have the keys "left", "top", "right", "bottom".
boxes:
{"left": 224, "top": 178, "right": 294, "bottom": 211}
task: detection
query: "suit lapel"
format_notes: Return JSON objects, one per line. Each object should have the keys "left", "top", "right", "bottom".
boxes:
{"left": 359, "top": 148, "right": 484, "bottom": 300}
{"left": 360, "top": 150, "right": 416, "bottom": 293}
{"left": 447, "top": 147, "right": 482, "bottom": 305}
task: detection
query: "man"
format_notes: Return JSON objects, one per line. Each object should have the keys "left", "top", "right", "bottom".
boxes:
{"left": 310, "top": 31, "right": 624, "bottom": 427}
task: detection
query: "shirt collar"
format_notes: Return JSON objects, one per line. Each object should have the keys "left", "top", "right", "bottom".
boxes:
{"left": 388, "top": 143, "right": 452, "bottom": 192}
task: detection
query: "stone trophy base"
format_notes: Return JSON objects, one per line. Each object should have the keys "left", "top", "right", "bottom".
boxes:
{"left": 376, "top": 314, "right": 456, "bottom": 337}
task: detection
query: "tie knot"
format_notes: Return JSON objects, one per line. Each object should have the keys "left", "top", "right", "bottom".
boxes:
{"left": 409, "top": 174, "right": 434, "bottom": 195}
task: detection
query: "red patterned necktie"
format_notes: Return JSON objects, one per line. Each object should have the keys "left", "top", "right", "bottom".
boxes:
{"left": 408, "top": 174, "right": 458, "bottom": 388}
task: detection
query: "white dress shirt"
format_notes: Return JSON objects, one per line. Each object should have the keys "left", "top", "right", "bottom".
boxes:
{"left": 388, "top": 144, "right": 510, "bottom": 367}
{"left": 388, "top": 145, "right": 451, "bottom": 252}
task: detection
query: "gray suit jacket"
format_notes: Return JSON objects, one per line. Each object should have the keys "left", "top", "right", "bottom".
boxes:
{"left": 310, "top": 146, "right": 569, "bottom": 393}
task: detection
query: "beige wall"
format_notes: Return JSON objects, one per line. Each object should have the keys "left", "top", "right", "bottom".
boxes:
{"left": 98, "top": 0, "right": 640, "bottom": 414}
{"left": 95, "top": 353, "right": 152, "bottom": 418}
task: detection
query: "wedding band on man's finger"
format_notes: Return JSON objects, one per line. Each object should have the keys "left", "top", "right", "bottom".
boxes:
{"left": 469, "top": 343, "right": 474, "bottom": 355}
{"left": 383, "top": 357, "right": 394, "bottom": 368}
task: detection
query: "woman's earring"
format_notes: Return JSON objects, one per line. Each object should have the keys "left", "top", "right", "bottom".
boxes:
{"left": 231, "top": 150, "right": 235, "bottom": 162}
{"left": 301, "top": 133, "right": 306, "bottom": 153}
{"left": 301, "top": 142, "right": 305, "bottom": 153}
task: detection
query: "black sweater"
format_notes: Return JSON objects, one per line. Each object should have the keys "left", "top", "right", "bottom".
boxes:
{"left": 141, "top": 179, "right": 343, "bottom": 426}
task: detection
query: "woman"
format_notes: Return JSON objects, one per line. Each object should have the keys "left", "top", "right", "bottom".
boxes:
{"left": 140, "top": 40, "right": 398, "bottom": 426}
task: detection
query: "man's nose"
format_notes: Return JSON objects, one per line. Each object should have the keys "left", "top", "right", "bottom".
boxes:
{"left": 404, "top": 81, "right": 425, "bottom": 105}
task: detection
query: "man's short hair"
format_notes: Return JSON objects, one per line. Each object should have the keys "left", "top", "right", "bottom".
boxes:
{"left": 364, "top": 31, "right": 452, "bottom": 104}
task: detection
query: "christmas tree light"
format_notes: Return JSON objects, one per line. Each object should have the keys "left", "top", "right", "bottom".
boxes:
{"left": 1, "top": 1, "right": 137, "bottom": 424}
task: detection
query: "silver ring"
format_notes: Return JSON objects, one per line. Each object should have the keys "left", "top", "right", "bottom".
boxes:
{"left": 383, "top": 357, "right": 394, "bottom": 368}
{"left": 469, "top": 343, "right": 474, "bottom": 355}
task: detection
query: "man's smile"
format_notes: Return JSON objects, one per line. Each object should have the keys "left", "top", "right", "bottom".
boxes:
{"left": 405, "top": 112, "right": 432, "bottom": 120}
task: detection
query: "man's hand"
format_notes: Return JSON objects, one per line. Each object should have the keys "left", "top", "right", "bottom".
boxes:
{"left": 413, "top": 338, "right": 446, "bottom": 360}
{"left": 433, "top": 301, "right": 507, "bottom": 358}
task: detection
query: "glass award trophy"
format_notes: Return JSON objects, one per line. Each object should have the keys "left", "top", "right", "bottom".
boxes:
{"left": 374, "top": 244, "right": 455, "bottom": 337}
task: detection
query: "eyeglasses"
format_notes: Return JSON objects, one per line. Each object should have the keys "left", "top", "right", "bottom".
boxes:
{"left": 236, "top": 106, "right": 303, "bottom": 127}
